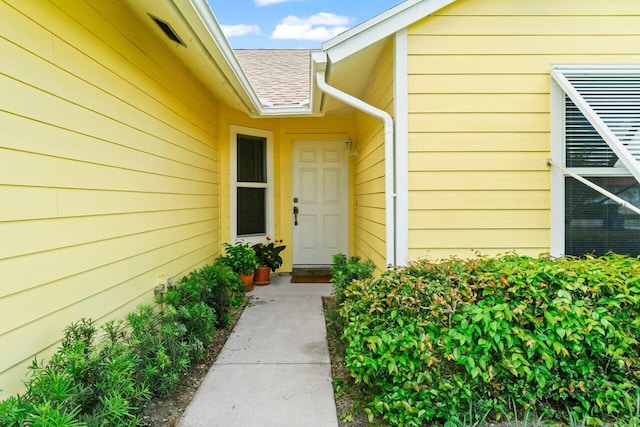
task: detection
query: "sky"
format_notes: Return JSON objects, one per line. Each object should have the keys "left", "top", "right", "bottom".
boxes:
{"left": 207, "top": 0, "right": 405, "bottom": 49}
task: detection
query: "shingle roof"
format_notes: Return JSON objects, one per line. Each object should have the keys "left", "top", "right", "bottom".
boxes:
{"left": 234, "top": 49, "right": 312, "bottom": 107}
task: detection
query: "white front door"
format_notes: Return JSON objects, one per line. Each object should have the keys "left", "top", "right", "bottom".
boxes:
{"left": 292, "top": 140, "right": 348, "bottom": 265}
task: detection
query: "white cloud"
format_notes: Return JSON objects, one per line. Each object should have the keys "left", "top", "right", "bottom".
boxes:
{"left": 220, "top": 24, "right": 261, "bottom": 38}
{"left": 254, "top": 0, "right": 296, "bottom": 6}
{"left": 271, "top": 24, "right": 349, "bottom": 40}
{"left": 271, "top": 13, "right": 351, "bottom": 41}
{"left": 282, "top": 12, "right": 350, "bottom": 26}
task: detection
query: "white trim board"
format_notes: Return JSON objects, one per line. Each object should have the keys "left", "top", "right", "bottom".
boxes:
{"left": 322, "top": 0, "right": 456, "bottom": 64}
{"left": 394, "top": 28, "right": 409, "bottom": 266}
{"left": 229, "top": 125, "right": 275, "bottom": 244}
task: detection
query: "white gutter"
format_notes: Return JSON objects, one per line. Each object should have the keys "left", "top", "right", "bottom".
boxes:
{"left": 312, "top": 51, "right": 396, "bottom": 266}
{"left": 547, "top": 158, "right": 640, "bottom": 216}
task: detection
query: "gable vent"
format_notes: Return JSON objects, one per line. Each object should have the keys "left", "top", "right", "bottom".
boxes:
{"left": 149, "top": 14, "right": 186, "bottom": 47}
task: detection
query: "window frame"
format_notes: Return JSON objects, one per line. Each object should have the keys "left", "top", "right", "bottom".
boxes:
{"left": 230, "top": 125, "right": 275, "bottom": 244}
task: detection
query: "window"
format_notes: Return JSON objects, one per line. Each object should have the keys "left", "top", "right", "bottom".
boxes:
{"left": 230, "top": 126, "right": 274, "bottom": 243}
{"left": 551, "top": 65, "right": 640, "bottom": 257}
{"left": 565, "top": 176, "right": 640, "bottom": 256}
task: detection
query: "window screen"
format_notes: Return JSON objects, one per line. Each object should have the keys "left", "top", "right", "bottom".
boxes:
{"left": 565, "top": 176, "right": 640, "bottom": 256}
{"left": 236, "top": 133, "right": 268, "bottom": 237}
{"left": 237, "top": 187, "right": 266, "bottom": 236}
{"left": 237, "top": 134, "right": 266, "bottom": 183}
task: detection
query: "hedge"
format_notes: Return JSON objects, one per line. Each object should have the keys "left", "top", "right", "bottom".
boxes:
{"left": 339, "top": 253, "right": 640, "bottom": 426}
{"left": 0, "top": 263, "right": 244, "bottom": 426}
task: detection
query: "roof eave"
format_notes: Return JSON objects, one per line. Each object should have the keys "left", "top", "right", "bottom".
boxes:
{"left": 175, "top": 0, "right": 264, "bottom": 115}
{"left": 175, "top": 0, "right": 327, "bottom": 117}
{"left": 321, "top": 0, "right": 456, "bottom": 64}
{"left": 149, "top": 0, "right": 461, "bottom": 118}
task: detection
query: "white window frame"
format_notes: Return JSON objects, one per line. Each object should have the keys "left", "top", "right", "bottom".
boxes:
{"left": 550, "top": 66, "right": 639, "bottom": 256}
{"left": 550, "top": 80, "right": 566, "bottom": 257}
{"left": 230, "top": 125, "right": 275, "bottom": 244}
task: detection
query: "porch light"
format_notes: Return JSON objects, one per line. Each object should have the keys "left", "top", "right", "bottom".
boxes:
{"left": 345, "top": 136, "right": 358, "bottom": 156}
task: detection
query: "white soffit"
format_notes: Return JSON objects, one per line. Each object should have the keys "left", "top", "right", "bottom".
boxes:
{"left": 552, "top": 65, "right": 640, "bottom": 183}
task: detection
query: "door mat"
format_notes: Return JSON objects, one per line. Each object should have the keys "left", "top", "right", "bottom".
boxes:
{"left": 290, "top": 268, "right": 332, "bottom": 283}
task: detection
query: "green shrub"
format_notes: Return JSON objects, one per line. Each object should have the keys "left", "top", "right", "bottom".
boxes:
{"left": 339, "top": 253, "right": 640, "bottom": 426}
{"left": 0, "top": 395, "right": 26, "bottom": 426}
{"left": 126, "top": 305, "right": 191, "bottom": 398}
{"left": 330, "top": 253, "right": 376, "bottom": 304}
{"left": 211, "top": 262, "right": 246, "bottom": 310}
{"left": 161, "top": 279, "right": 215, "bottom": 359}
{"left": 163, "top": 264, "right": 243, "bottom": 329}
{"left": 2, "top": 319, "right": 148, "bottom": 427}
{"left": 199, "top": 263, "right": 243, "bottom": 321}
{"left": 0, "top": 262, "right": 245, "bottom": 425}
{"left": 218, "top": 241, "right": 259, "bottom": 274}
{"left": 23, "top": 402, "right": 85, "bottom": 427}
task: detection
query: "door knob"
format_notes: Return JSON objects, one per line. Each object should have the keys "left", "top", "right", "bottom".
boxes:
{"left": 293, "top": 206, "right": 299, "bottom": 226}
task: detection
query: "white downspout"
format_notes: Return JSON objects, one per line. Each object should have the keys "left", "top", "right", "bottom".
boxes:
{"left": 313, "top": 53, "right": 396, "bottom": 266}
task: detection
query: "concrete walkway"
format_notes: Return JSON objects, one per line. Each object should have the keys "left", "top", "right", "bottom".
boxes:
{"left": 178, "top": 275, "right": 338, "bottom": 427}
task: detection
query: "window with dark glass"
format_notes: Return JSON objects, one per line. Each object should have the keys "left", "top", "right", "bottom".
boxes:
{"left": 564, "top": 97, "right": 640, "bottom": 256}
{"left": 565, "top": 177, "right": 640, "bottom": 256}
{"left": 237, "top": 188, "right": 266, "bottom": 236}
{"left": 237, "top": 134, "right": 266, "bottom": 183}
{"left": 236, "top": 134, "right": 267, "bottom": 237}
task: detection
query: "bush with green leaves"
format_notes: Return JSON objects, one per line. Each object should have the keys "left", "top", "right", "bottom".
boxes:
{"left": 201, "top": 263, "right": 245, "bottom": 317}
{"left": 212, "top": 262, "right": 246, "bottom": 310}
{"left": 330, "top": 253, "right": 376, "bottom": 304}
{"left": 159, "top": 275, "right": 216, "bottom": 361}
{"left": 0, "top": 261, "right": 246, "bottom": 425}
{"left": 157, "top": 263, "right": 243, "bottom": 357}
{"left": 339, "top": 253, "right": 640, "bottom": 426}
{"left": 0, "top": 319, "right": 148, "bottom": 426}
{"left": 126, "top": 304, "right": 192, "bottom": 397}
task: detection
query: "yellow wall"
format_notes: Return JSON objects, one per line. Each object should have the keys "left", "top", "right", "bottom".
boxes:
{"left": 218, "top": 107, "right": 355, "bottom": 271}
{"left": 406, "top": 0, "right": 640, "bottom": 260}
{"left": 353, "top": 41, "right": 394, "bottom": 271}
{"left": 11, "top": 0, "right": 638, "bottom": 399}
{"left": 0, "top": 0, "right": 221, "bottom": 398}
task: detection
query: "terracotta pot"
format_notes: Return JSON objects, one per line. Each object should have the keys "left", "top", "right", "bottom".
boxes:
{"left": 253, "top": 266, "right": 271, "bottom": 285}
{"left": 239, "top": 272, "right": 254, "bottom": 292}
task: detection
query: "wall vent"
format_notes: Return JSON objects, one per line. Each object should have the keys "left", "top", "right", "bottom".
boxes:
{"left": 149, "top": 14, "right": 186, "bottom": 46}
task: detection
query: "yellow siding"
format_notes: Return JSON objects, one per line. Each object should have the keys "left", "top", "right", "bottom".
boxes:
{"left": 406, "top": 0, "right": 640, "bottom": 260}
{"left": 353, "top": 40, "right": 394, "bottom": 271}
{"left": 0, "top": 0, "right": 220, "bottom": 398}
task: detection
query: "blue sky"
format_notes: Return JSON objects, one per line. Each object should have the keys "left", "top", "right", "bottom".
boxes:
{"left": 207, "top": 0, "right": 404, "bottom": 49}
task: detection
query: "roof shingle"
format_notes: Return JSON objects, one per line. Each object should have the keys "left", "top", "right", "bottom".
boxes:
{"left": 234, "top": 49, "right": 313, "bottom": 107}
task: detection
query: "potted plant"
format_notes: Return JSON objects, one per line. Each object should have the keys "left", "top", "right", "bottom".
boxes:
{"left": 252, "top": 237, "right": 286, "bottom": 285}
{"left": 219, "top": 241, "right": 259, "bottom": 291}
